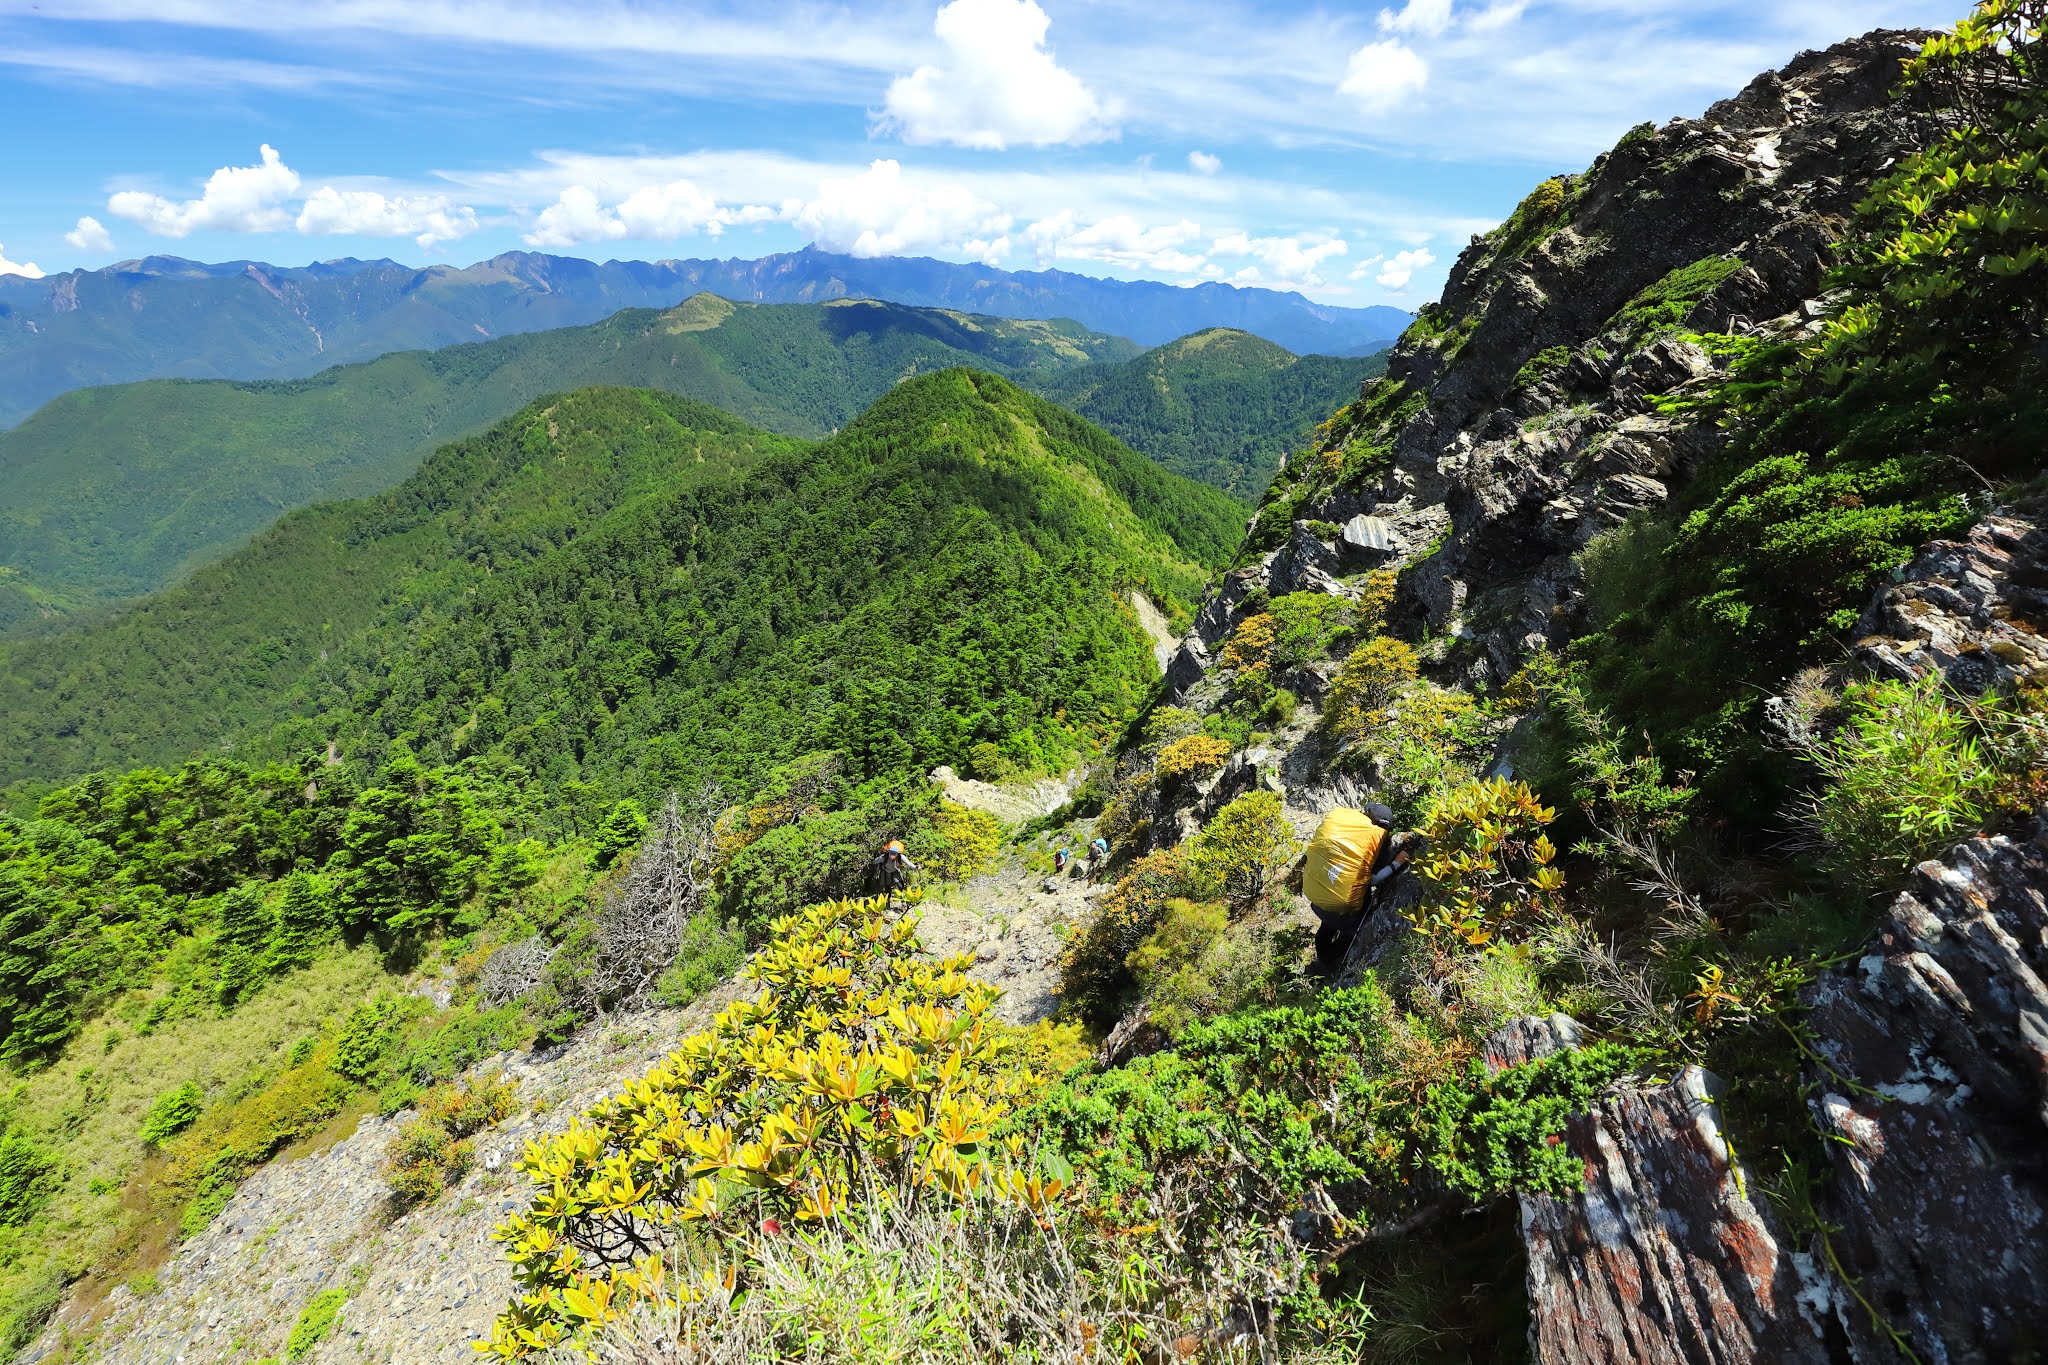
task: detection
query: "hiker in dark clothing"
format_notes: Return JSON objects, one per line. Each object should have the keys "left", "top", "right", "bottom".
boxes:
{"left": 867, "top": 840, "right": 918, "bottom": 896}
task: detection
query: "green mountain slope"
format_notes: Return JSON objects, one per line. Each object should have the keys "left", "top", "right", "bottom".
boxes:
{"left": 0, "top": 372, "right": 1240, "bottom": 800}
{"left": 0, "top": 296, "right": 1136, "bottom": 631}
{"left": 1041, "top": 329, "right": 1388, "bottom": 499}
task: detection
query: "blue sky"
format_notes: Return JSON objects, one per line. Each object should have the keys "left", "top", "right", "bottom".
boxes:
{"left": 0, "top": 0, "right": 1966, "bottom": 304}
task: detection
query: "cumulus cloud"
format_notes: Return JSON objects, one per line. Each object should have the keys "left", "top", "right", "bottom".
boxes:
{"left": 792, "top": 159, "right": 1013, "bottom": 260}
{"left": 0, "top": 245, "right": 44, "bottom": 279}
{"left": 108, "top": 143, "right": 301, "bottom": 236}
{"left": 1212, "top": 231, "right": 1348, "bottom": 283}
{"left": 65, "top": 216, "right": 115, "bottom": 252}
{"left": 1378, "top": 0, "right": 1453, "bottom": 38}
{"left": 1338, "top": 40, "right": 1428, "bottom": 114}
{"left": 296, "top": 187, "right": 478, "bottom": 247}
{"left": 1187, "top": 150, "right": 1222, "bottom": 175}
{"left": 1024, "top": 212, "right": 1205, "bottom": 273}
{"left": 1375, "top": 247, "right": 1436, "bottom": 290}
{"left": 520, "top": 178, "right": 776, "bottom": 247}
{"left": 881, "top": 0, "right": 1118, "bottom": 149}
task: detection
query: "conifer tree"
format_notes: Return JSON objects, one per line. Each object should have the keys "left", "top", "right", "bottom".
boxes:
{"left": 266, "top": 871, "right": 332, "bottom": 974}
{"left": 213, "top": 883, "right": 272, "bottom": 1009}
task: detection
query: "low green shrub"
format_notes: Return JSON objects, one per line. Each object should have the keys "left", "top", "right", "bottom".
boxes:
{"left": 0, "top": 1264, "right": 64, "bottom": 1358}
{"left": 1515, "top": 345, "right": 1572, "bottom": 390}
{"left": 0, "top": 1128, "right": 56, "bottom": 1227}
{"left": 386, "top": 1075, "right": 516, "bottom": 1206}
{"left": 1057, "top": 848, "right": 1200, "bottom": 1024}
{"left": 1801, "top": 675, "right": 1997, "bottom": 895}
{"left": 1421, "top": 1043, "right": 1643, "bottom": 1199}
{"left": 651, "top": 914, "right": 746, "bottom": 1009}
{"left": 1611, "top": 254, "right": 1744, "bottom": 339}
{"left": 1186, "top": 790, "right": 1299, "bottom": 906}
{"left": 285, "top": 1287, "right": 350, "bottom": 1361}
{"left": 1125, "top": 897, "right": 1228, "bottom": 1029}
{"left": 139, "top": 1080, "right": 205, "bottom": 1147}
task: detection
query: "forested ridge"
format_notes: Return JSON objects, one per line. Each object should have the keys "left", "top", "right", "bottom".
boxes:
{"left": 0, "top": 367, "right": 1243, "bottom": 1351}
{"left": 1043, "top": 328, "right": 1387, "bottom": 498}
{"left": 0, "top": 297, "right": 1368, "bottom": 636}
{"left": 0, "top": 372, "right": 1238, "bottom": 804}
{"left": 0, "top": 296, "right": 1138, "bottom": 630}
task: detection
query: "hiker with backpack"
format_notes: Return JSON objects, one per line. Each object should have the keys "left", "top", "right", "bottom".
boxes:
{"left": 1303, "top": 802, "right": 1416, "bottom": 975}
{"left": 867, "top": 840, "right": 918, "bottom": 897}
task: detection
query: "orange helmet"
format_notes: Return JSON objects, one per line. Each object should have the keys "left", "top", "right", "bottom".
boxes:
{"left": 884, "top": 840, "right": 906, "bottom": 855}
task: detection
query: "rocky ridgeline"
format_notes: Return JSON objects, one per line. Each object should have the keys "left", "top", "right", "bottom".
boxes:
{"left": 1166, "top": 29, "right": 1932, "bottom": 701}
{"left": 1142, "top": 24, "right": 2048, "bottom": 1364}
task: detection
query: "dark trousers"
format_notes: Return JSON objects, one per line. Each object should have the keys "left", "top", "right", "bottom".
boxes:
{"left": 1314, "top": 909, "right": 1363, "bottom": 971}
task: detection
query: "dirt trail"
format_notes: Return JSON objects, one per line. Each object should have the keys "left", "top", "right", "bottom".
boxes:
{"left": 920, "top": 854, "right": 1103, "bottom": 1025}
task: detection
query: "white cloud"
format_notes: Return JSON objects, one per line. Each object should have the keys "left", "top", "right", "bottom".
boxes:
{"left": 792, "top": 159, "right": 1013, "bottom": 260}
{"left": 1467, "top": 2, "right": 1527, "bottom": 33}
{"left": 1378, "top": 0, "right": 1453, "bottom": 38}
{"left": 520, "top": 178, "right": 773, "bottom": 247}
{"left": 296, "top": 187, "right": 478, "bottom": 247}
{"left": 108, "top": 143, "right": 301, "bottom": 237}
{"left": 615, "top": 180, "right": 724, "bottom": 238}
{"left": 881, "top": 0, "right": 1118, "bottom": 150}
{"left": 1187, "top": 150, "right": 1223, "bottom": 176}
{"left": 1338, "top": 40, "right": 1428, "bottom": 114}
{"left": 65, "top": 216, "right": 115, "bottom": 251}
{"left": 1212, "top": 231, "right": 1349, "bottom": 282}
{"left": 1376, "top": 247, "right": 1436, "bottom": 290}
{"left": 0, "top": 245, "right": 45, "bottom": 279}
{"left": 1024, "top": 213, "right": 1205, "bottom": 273}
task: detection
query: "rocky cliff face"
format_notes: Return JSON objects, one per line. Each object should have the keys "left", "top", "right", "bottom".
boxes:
{"left": 1136, "top": 26, "right": 2048, "bottom": 1365}
{"left": 1164, "top": 30, "right": 1933, "bottom": 704}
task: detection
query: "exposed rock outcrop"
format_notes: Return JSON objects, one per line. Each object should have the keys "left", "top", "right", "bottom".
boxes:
{"left": 1520, "top": 1065, "right": 1844, "bottom": 1365}
{"left": 1805, "top": 824, "right": 2048, "bottom": 1364}
{"left": 1511, "top": 513, "right": 2048, "bottom": 1363}
{"left": 1853, "top": 507, "right": 2048, "bottom": 695}
{"left": 1136, "top": 29, "right": 2048, "bottom": 1365}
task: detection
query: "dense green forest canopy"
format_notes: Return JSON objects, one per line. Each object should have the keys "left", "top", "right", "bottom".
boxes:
{"left": 1043, "top": 329, "right": 1387, "bottom": 499}
{"left": 0, "top": 372, "right": 1240, "bottom": 807}
{"left": 0, "top": 297, "right": 1140, "bottom": 631}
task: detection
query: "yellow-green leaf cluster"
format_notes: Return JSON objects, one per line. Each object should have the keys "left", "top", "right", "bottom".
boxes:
{"left": 1405, "top": 779, "right": 1563, "bottom": 949}
{"left": 1324, "top": 636, "right": 1422, "bottom": 744}
{"left": 484, "top": 896, "right": 1048, "bottom": 1358}
{"left": 1185, "top": 790, "right": 1301, "bottom": 907}
{"left": 918, "top": 800, "right": 1003, "bottom": 883}
{"left": 1218, "top": 612, "right": 1278, "bottom": 675}
{"left": 1152, "top": 734, "right": 1233, "bottom": 784}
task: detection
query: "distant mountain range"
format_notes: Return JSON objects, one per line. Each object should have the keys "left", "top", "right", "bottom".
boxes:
{"left": 0, "top": 247, "right": 1409, "bottom": 427}
{"left": 0, "top": 297, "right": 1379, "bottom": 633}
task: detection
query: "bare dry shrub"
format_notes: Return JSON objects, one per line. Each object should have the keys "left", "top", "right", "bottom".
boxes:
{"left": 478, "top": 936, "right": 554, "bottom": 1008}
{"left": 587, "top": 788, "right": 720, "bottom": 1014}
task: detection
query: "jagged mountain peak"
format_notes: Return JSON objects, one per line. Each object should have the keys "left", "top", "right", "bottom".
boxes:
{"left": 1206, "top": 27, "right": 1939, "bottom": 694}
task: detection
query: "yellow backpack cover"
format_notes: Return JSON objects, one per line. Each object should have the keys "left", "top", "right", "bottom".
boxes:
{"left": 1304, "top": 807, "right": 1386, "bottom": 914}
